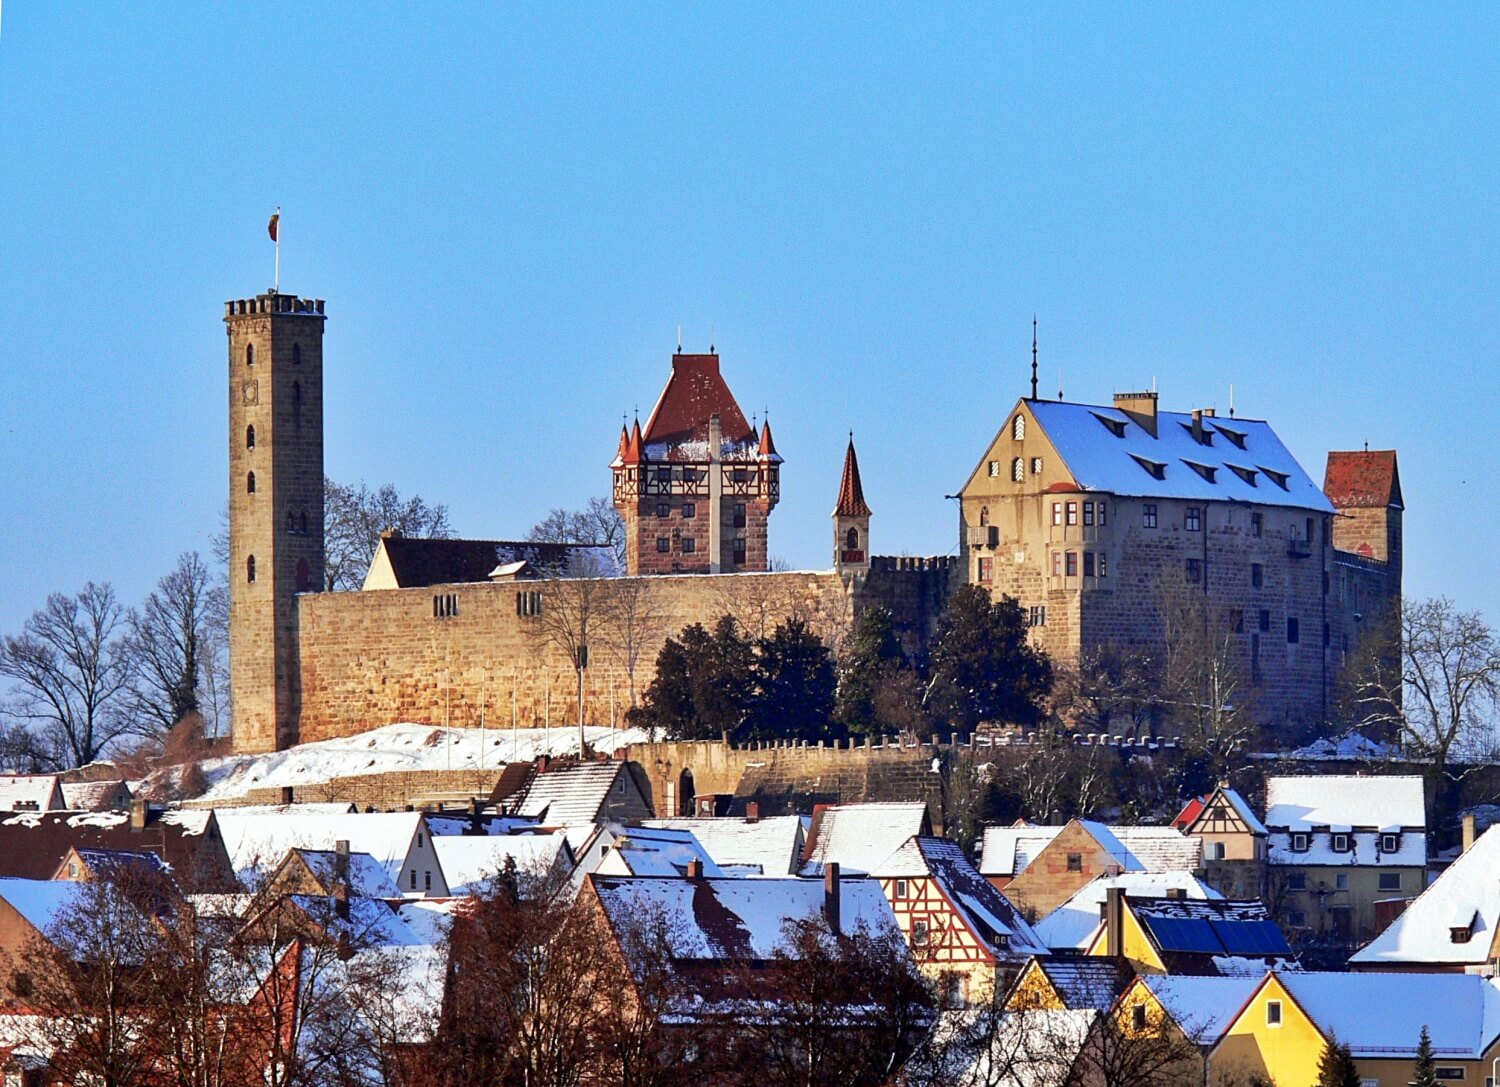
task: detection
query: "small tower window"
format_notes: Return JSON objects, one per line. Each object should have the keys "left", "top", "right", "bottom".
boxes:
{"left": 1013, "top": 415, "right": 1025, "bottom": 440}
{"left": 299, "top": 510, "right": 308, "bottom": 534}
{"left": 245, "top": 344, "right": 254, "bottom": 367}
{"left": 287, "top": 510, "right": 296, "bottom": 533}
{"left": 292, "top": 343, "right": 302, "bottom": 366}
{"left": 246, "top": 425, "right": 256, "bottom": 449}
{"left": 292, "top": 380, "right": 302, "bottom": 405}
{"left": 246, "top": 471, "right": 256, "bottom": 494}
{"left": 246, "top": 555, "right": 256, "bottom": 583}
{"left": 846, "top": 527, "right": 859, "bottom": 551}
{"left": 296, "top": 559, "right": 311, "bottom": 593}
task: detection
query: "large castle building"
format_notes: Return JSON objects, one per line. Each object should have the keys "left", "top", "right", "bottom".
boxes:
{"left": 224, "top": 285, "right": 1396, "bottom": 755}
{"left": 956, "top": 388, "right": 1401, "bottom": 738}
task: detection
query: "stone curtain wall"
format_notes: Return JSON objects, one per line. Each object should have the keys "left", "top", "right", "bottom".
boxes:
{"left": 293, "top": 570, "right": 853, "bottom": 746}
{"left": 184, "top": 767, "right": 512, "bottom": 811}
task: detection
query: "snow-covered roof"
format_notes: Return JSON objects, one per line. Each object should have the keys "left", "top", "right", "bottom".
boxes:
{"left": 59, "top": 780, "right": 129, "bottom": 811}
{"left": 0, "top": 776, "right": 62, "bottom": 813}
{"left": 291, "top": 848, "right": 402, "bottom": 898}
{"left": 1034, "top": 873, "right": 1222, "bottom": 951}
{"left": 1264, "top": 775, "right": 1425, "bottom": 832}
{"left": 282, "top": 894, "right": 424, "bottom": 948}
{"left": 590, "top": 875, "right": 899, "bottom": 961}
{"left": 644, "top": 816, "right": 805, "bottom": 876}
{"left": 801, "top": 803, "right": 930, "bottom": 876}
{"left": 936, "top": 1008, "right": 1097, "bottom": 1087}
{"left": 978, "top": 821, "right": 1197, "bottom": 878}
{"left": 1277, "top": 972, "right": 1500, "bottom": 1057}
{"left": 1352, "top": 825, "right": 1500, "bottom": 968}
{"left": 0, "top": 877, "right": 91, "bottom": 935}
{"left": 873, "top": 836, "right": 1048, "bottom": 959}
{"left": 595, "top": 826, "right": 722, "bottom": 879}
{"left": 186, "top": 722, "right": 647, "bottom": 802}
{"left": 1218, "top": 788, "right": 1268, "bottom": 836}
{"left": 1136, "top": 975, "right": 1262, "bottom": 1045}
{"left": 978, "top": 825, "right": 1064, "bottom": 877}
{"left": 1030, "top": 958, "right": 1135, "bottom": 1010}
{"left": 215, "top": 809, "right": 427, "bottom": 886}
{"left": 1104, "top": 826, "right": 1201, "bottom": 872}
{"left": 1011, "top": 399, "right": 1334, "bottom": 513}
{"left": 1268, "top": 828, "right": 1427, "bottom": 868}
{"left": 394, "top": 898, "right": 464, "bottom": 945}
{"left": 513, "top": 761, "right": 646, "bottom": 827}
{"left": 431, "top": 831, "right": 571, "bottom": 895}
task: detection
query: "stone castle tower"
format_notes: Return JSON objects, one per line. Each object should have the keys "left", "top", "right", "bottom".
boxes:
{"left": 225, "top": 291, "right": 327, "bottom": 754}
{"left": 833, "top": 437, "right": 871, "bottom": 580}
{"left": 611, "top": 351, "right": 781, "bottom": 575}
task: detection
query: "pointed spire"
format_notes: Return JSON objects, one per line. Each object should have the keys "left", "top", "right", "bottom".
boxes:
{"left": 621, "top": 418, "right": 644, "bottom": 463}
{"left": 616, "top": 422, "right": 630, "bottom": 460}
{"left": 758, "top": 418, "right": 779, "bottom": 458}
{"left": 834, "top": 436, "right": 872, "bottom": 517}
{"left": 1030, "top": 315, "right": 1039, "bottom": 400}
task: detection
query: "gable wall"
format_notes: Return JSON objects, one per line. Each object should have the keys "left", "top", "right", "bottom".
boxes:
{"left": 879, "top": 875, "right": 998, "bottom": 1004}
{"left": 1004, "top": 822, "right": 1123, "bottom": 921}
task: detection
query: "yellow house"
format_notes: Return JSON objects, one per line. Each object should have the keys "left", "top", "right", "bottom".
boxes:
{"left": 1006, "top": 956, "right": 1135, "bottom": 1013}
{"left": 1211, "top": 971, "right": 1500, "bottom": 1087}
{"left": 1113, "top": 974, "right": 1261, "bottom": 1083}
{"left": 1085, "top": 888, "right": 1294, "bottom": 977}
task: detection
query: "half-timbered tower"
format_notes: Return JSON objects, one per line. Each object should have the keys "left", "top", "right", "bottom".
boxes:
{"left": 611, "top": 352, "right": 781, "bottom": 575}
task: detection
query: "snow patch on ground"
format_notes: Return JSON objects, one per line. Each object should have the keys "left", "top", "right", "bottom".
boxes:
{"left": 184, "top": 722, "right": 651, "bottom": 801}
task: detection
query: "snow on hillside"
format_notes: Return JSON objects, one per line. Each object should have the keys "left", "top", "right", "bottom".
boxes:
{"left": 188, "top": 722, "right": 650, "bottom": 801}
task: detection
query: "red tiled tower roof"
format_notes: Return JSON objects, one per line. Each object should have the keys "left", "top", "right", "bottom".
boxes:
{"left": 758, "top": 419, "right": 779, "bottom": 459}
{"left": 641, "top": 353, "right": 755, "bottom": 456}
{"left": 834, "top": 439, "right": 872, "bottom": 517}
{"left": 1324, "top": 450, "right": 1403, "bottom": 509}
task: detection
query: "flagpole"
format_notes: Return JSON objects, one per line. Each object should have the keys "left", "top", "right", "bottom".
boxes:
{"left": 274, "top": 206, "right": 281, "bottom": 293}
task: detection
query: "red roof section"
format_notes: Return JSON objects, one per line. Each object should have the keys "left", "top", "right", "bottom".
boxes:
{"left": 758, "top": 419, "right": 778, "bottom": 458}
{"left": 834, "top": 439, "right": 872, "bottom": 517}
{"left": 1171, "top": 796, "right": 1206, "bottom": 832}
{"left": 1324, "top": 450, "right": 1403, "bottom": 509}
{"left": 641, "top": 353, "right": 755, "bottom": 457}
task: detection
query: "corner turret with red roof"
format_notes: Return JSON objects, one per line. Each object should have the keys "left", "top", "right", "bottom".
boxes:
{"left": 612, "top": 351, "right": 780, "bottom": 575}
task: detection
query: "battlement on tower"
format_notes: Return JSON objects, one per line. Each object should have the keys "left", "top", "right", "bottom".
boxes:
{"left": 225, "top": 294, "right": 326, "bottom": 317}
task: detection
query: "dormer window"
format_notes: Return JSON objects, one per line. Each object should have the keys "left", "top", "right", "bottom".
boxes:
{"left": 1291, "top": 832, "right": 1309, "bottom": 852}
{"left": 1259, "top": 467, "right": 1290, "bottom": 490}
{"left": 1130, "top": 454, "right": 1167, "bottom": 480}
{"left": 1013, "top": 416, "right": 1025, "bottom": 441}
{"left": 1332, "top": 833, "right": 1350, "bottom": 852}
{"left": 1091, "top": 412, "right": 1128, "bottom": 438}
{"left": 1215, "top": 424, "right": 1248, "bottom": 450}
{"left": 1380, "top": 833, "right": 1400, "bottom": 853}
{"left": 1227, "top": 464, "right": 1258, "bottom": 486}
{"left": 1184, "top": 461, "right": 1218, "bottom": 484}
{"left": 1180, "top": 421, "right": 1215, "bottom": 446}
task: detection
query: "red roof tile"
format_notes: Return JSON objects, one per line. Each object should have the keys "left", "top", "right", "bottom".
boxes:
{"left": 834, "top": 439, "right": 872, "bottom": 517}
{"left": 1324, "top": 450, "right": 1403, "bottom": 509}
{"left": 758, "top": 419, "right": 778, "bottom": 458}
{"left": 641, "top": 354, "right": 755, "bottom": 458}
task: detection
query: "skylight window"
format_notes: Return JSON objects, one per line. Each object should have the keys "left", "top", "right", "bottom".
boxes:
{"left": 1183, "top": 461, "right": 1218, "bottom": 484}
{"left": 1130, "top": 454, "right": 1167, "bottom": 481}
{"left": 1227, "top": 464, "right": 1258, "bottom": 486}
{"left": 1215, "top": 425, "right": 1248, "bottom": 450}
{"left": 1259, "top": 467, "right": 1290, "bottom": 490}
{"left": 1091, "top": 412, "right": 1128, "bottom": 438}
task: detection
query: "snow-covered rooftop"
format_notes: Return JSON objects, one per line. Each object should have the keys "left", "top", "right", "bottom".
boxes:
{"left": 1136, "top": 975, "right": 1262, "bottom": 1044}
{"left": 644, "top": 816, "right": 805, "bottom": 876}
{"left": 292, "top": 848, "right": 402, "bottom": 898}
{"left": 215, "top": 809, "right": 428, "bottom": 888}
{"left": 1034, "top": 872, "right": 1222, "bottom": 951}
{"left": 1351, "top": 825, "right": 1500, "bottom": 968}
{"left": 1012, "top": 399, "right": 1334, "bottom": 513}
{"left": 1278, "top": 972, "right": 1500, "bottom": 1057}
{"left": 186, "top": 722, "right": 648, "bottom": 802}
{"left": 595, "top": 826, "right": 722, "bottom": 879}
{"left": 801, "top": 803, "right": 930, "bottom": 876}
{"left": 430, "top": 832, "right": 571, "bottom": 896}
{"left": 978, "top": 821, "right": 1198, "bottom": 878}
{"left": 513, "top": 761, "right": 644, "bottom": 827}
{"left": 1264, "top": 774, "right": 1425, "bottom": 831}
{"left": 0, "top": 776, "right": 62, "bottom": 813}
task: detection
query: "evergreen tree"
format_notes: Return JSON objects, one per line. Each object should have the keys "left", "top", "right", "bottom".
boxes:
{"left": 1315, "top": 1033, "right": 1361, "bottom": 1087}
{"left": 629, "top": 618, "right": 755, "bottom": 741}
{"left": 695, "top": 616, "right": 756, "bottom": 738}
{"left": 748, "top": 619, "right": 837, "bottom": 741}
{"left": 1412, "top": 1025, "right": 1438, "bottom": 1087}
{"left": 628, "top": 629, "right": 701, "bottom": 739}
{"left": 835, "top": 607, "right": 906, "bottom": 736}
{"left": 925, "top": 586, "right": 1052, "bottom": 731}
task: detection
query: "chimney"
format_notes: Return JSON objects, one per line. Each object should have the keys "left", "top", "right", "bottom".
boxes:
{"left": 1105, "top": 887, "right": 1125, "bottom": 959}
{"left": 686, "top": 859, "right": 704, "bottom": 880}
{"left": 1166, "top": 886, "right": 1185, "bottom": 901}
{"left": 1190, "top": 409, "right": 1205, "bottom": 444}
{"left": 334, "top": 839, "right": 350, "bottom": 895}
{"left": 129, "top": 797, "right": 148, "bottom": 833}
{"left": 746, "top": 801, "right": 760, "bottom": 824}
{"left": 824, "top": 862, "right": 841, "bottom": 936}
{"left": 536, "top": 754, "right": 551, "bottom": 774}
{"left": 1112, "top": 391, "right": 1159, "bottom": 438}
{"left": 467, "top": 797, "right": 483, "bottom": 836}
{"left": 1464, "top": 814, "right": 1477, "bottom": 854}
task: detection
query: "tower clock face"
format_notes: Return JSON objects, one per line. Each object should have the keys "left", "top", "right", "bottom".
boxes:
{"left": 242, "top": 380, "right": 259, "bottom": 406}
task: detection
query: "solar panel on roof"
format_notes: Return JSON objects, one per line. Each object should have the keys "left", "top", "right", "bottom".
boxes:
{"left": 1147, "top": 915, "right": 1223, "bottom": 954}
{"left": 1208, "top": 919, "right": 1290, "bottom": 956}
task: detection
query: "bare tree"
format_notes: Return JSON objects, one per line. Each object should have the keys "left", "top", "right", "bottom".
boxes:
{"left": 527, "top": 496, "right": 627, "bottom": 574}
{"left": 324, "top": 477, "right": 453, "bottom": 591}
{"left": 529, "top": 550, "right": 618, "bottom": 751}
{"left": 1071, "top": 997, "right": 1204, "bottom": 1087}
{"left": 0, "top": 582, "right": 139, "bottom": 768}
{"left": 1051, "top": 644, "right": 1161, "bottom": 739}
{"left": 599, "top": 576, "right": 673, "bottom": 709}
{"left": 124, "top": 552, "right": 215, "bottom": 736}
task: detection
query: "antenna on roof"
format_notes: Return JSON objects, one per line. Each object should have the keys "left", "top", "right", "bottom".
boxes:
{"left": 1229, "top": 384, "right": 1235, "bottom": 419}
{"left": 676, "top": 325, "right": 682, "bottom": 353}
{"left": 710, "top": 324, "right": 716, "bottom": 354}
{"left": 1030, "top": 315, "right": 1039, "bottom": 400}
{"left": 1364, "top": 440, "right": 1369, "bottom": 452}
{"left": 1058, "top": 367, "right": 1064, "bottom": 402}
{"left": 1152, "top": 375, "right": 1157, "bottom": 394}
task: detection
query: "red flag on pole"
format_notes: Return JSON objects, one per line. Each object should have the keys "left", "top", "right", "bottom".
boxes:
{"left": 268, "top": 212, "right": 280, "bottom": 242}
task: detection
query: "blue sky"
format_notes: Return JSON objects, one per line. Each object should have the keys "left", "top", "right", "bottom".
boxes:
{"left": 1, "top": 5, "right": 1496, "bottom": 631}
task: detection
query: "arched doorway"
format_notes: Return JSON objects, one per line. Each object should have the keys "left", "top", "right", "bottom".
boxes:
{"left": 678, "top": 768, "right": 696, "bottom": 817}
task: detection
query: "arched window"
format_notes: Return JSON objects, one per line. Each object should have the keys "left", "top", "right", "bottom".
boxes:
{"left": 292, "top": 380, "right": 302, "bottom": 405}
{"left": 246, "top": 424, "right": 256, "bottom": 449}
{"left": 246, "top": 471, "right": 256, "bottom": 494}
{"left": 296, "top": 558, "right": 311, "bottom": 592}
{"left": 1012, "top": 415, "right": 1025, "bottom": 440}
{"left": 246, "top": 555, "right": 256, "bottom": 583}
{"left": 979, "top": 506, "right": 990, "bottom": 526}
{"left": 846, "top": 527, "right": 859, "bottom": 551}
{"left": 1012, "top": 457, "right": 1025, "bottom": 482}
{"left": 245, "top": 344, "right": 254, "bottom": 367}
{"left": 287, "top": 510, "right": 296, "bottom": 533}
{"left": 292, "top": 343, "right": 302, "bottom": 366}
{"left": 299, "top": 510, "right": 308, "bottom": 534}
